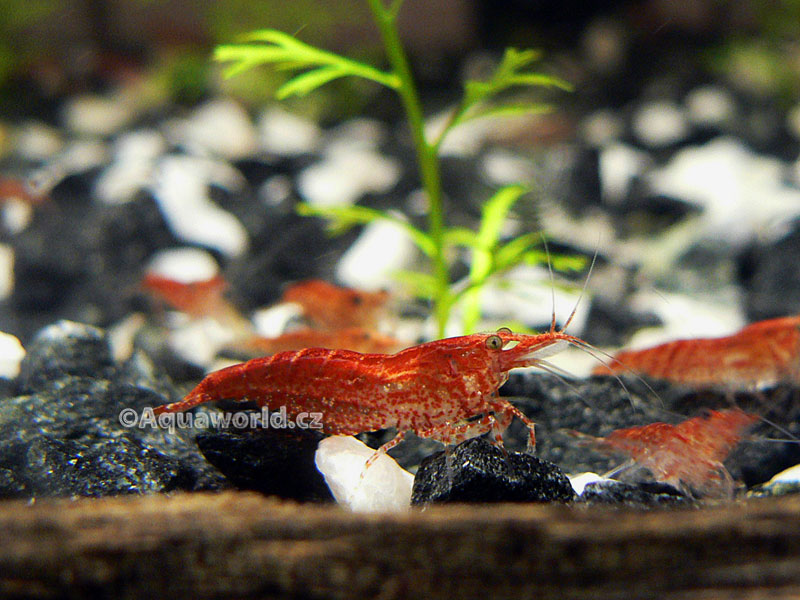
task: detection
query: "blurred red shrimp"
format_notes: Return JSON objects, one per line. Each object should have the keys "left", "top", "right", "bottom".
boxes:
{"left": 142, "top": 272, "right": 251, "bottom": 333}
{"left": 282, "top": 279, "right": 390, "bottom": 331}
{"left": 0, "top": 176, "right": 48, "bottom": 205}
{"left": 572, "top": 409, "right": 759, "bottom": 498}
{"left": 593, "top": 316, "right": 800, "bottom": 389}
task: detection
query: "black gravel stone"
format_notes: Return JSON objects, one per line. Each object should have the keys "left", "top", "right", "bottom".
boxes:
{"left": 196, "top": 425, "right": 333, "bottom": 502}
{"left": 17, "top": 320, "right": 115, "bottom": 393}
{"left": 5, "top": 191, "right": 180, "bottom": 343}
{"left": 739, "top": 221, "right": 800, "bottom": 320}
{"left": 411, "top": 437, "right": 575, "bottom": 505}
{"left": 0, "top": 321, "right": 227, "bottom": 499}
{"left": 578, "top": 480, "right": 694, "bottom": 508}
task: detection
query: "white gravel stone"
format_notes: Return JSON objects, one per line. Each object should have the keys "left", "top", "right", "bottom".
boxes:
{"left": 325, "top": 118, "right": 387, "bottom": 152}
{"left": 168, "top": 317, "right": 239, "bottom": 368}
{"left": 95, "top": 160, "right": 154, "bottom": 204}
{"left": 62, "top": 93, "right": 134, "bottom": 137}
{"left": 258, "top": 107, "right": 321, "bottom": 156}
{"left": 766, "top": 464, "right": 800, "bottom": 484}
{"left": 251, "top": 303, "right": 304, "bottom": 338}
{"left": 60, "top": 139, "right": 109, "bottom": 173}
{"left": 146, "top": 247, "right": 220, "bottom": 283}
{"left": 259, "top": 174, "right": 293, "bottom": 206}
{"left": 14, "top": 121, "right": 63, "bottom": 160}
{"left": 581, "top": 109, "right": 625, "bottom": 146}
{"left": 599, "top": 142, "right": 650, "bottom": 203}
{"left": 481, "top": 149, "right": 537, "bottom": 186}
{"left": 113, "top": 129, "right": 166, "bottom": 162}
{"left": 0, "top": 244, "right": 13, "bottom": 299}
{"left": 631, "top": 100, "right": 690, "bottom": 148}
{"left": 0, "top": 331, "right": 25, "bottom": 379}
{"left": 335, "top": 217, "right": 417, "bottom": 291}
{"left": 627, "top": 289, "right": 745, "bottom": 349}
{"left": 685, "top": 86, "right": 736, "bottom": 127}
{"left": 650, "top": 137, "right": 800, "bottom": 244}
{"left": 298, "top": 147, "right": 401, "bottom": 207}
{"left": 179, "top": 99, "right": 258, "bottom": 160}
{"left": 315, "top": 435, "right": 414, "bottom": 512}
{"left": 1, "top": 199, "right": 33, "bottom": 234}
{"left": 95, "top": 130, "right": 164, "bottom": 204}
{"left": 151, "top": 155, "right": 248, "bottom": 257}
{"left": 569, "top": 472, "right": 613, "bottom": 495}
{"left": 425, "top": 107, "right": 496, "bottom": 157}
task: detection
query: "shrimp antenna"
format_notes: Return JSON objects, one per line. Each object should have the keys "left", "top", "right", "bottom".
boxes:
{"left": 541, "top": 233, "right": 557, "bottom": 335}
{"left": 561, "top": 237, "right": 600, "bottom": 333}
{"left": 750, "top": 412, "right": 799, "bottom": 444}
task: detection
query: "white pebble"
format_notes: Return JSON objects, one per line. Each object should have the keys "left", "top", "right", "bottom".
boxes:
{"left": 0, "top": 331, "right": 25, "bottom": 379}
{"left": 632, "top": 101, "right": 690, "bottom": 148}
{"left": 95, "top": 160, "right": 153, "bottom": 204}
{"left": 258, "top": 174, "right": 293, "bottom": 206}
{"left": 766, "top": 464, "right": 800, "bottom": 484}
{"left": 315, "top": 435, "right": 414, "bottom": 512}
{"left": 599, "top": 142, "right": 649, "bottom": 203}
{"left": 107, "top": 313, "right": 146, "bottom": 362}
{"left": 62, "top": 93, "right": 134, "bottom": 137}
{"left": 481, "top": 149, "right": 537, "bottom": 186}
{"left": 168, "top": 318, "right": 238, "bottom": 368}
{"left": 581, "top": 109, "right": 624, "bottom": 146}
{"left": 685, "top": 86, "right": 736, "bottom": 127}
{"left": 113, "top": 129, "right": 166, "bottom": 162}
{"left": 627, "top": 289, "right": 745, "bottom": 349}
{"left": 0, "top": 244, "right": 13, "bottom": 299}
{"left": 1, "top": 199, "right": 33, "bottom": 234}
{"left": 251, "top": 303, "right": 304, "bottom": 338}
{"left": 325, "top": 118, "right": 387, "bottom": 152}
{"left": 180, "top": 99, "right": 258, "bottom": 160}
{"left": 298, "top": 147, "right": 401, "bottom": 207}
{"left": 258, "top": 107, "right": 321, "bottom": 156}
{"left": 59, "top": 139, "right": 109, "bottom": 173}
{"left": 568, "top": 472, "right": 612, "bottom": 495}
{"left": 425, "top": 108, "right": 495, "bottom": 157}
{"left": 151, "top": 155, "right": 249, "bottom": 257}
{"left": 14, "top": 121, "right": 63, "bottom": 160}
{"left": 146, "top": 247, "right": 220, "bottom": 283}
{"left": 336, "top": 217, "right": 417, "bottom": 291}
{"left": 651, "top": 137, "right": 800, "bottom": 244}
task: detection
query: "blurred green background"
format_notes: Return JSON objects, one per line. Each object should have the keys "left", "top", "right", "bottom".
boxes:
{"left": 3, "top": 0, "right": 800, "bottom": 117}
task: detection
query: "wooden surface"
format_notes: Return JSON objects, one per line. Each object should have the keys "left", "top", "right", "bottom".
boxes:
{"left": 2, "top": 492, "right": 800, "bottom": 599}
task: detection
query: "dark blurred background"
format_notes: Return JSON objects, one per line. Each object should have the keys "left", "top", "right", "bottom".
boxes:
{"left": 2, "top": 0, "right": 799, "bottom": 120}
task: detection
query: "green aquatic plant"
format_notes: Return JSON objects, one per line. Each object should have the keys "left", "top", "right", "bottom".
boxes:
{"left": 215, "top": 0, "right": 576, "bottom": 336}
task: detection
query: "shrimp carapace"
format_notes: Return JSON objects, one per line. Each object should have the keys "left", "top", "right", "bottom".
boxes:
{"left": 281, "top": 279, "right": 390, "bottom": 331}
{"left": 574, "top": 409, "right": 759, "bottom": 498}
{"left": 593, "top": 316, "right": 800, "bottom": 389}
{"left": 154, "top": 328, "right": 591, "bottom": 465}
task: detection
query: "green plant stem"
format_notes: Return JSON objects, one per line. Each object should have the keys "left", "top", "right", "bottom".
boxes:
{"left": 365, "top": 0, "right": 450, "bottom": 337}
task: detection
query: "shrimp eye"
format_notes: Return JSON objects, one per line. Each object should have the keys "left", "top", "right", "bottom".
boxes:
{"left": 496, "top": 326, "right": 512, "bottom": 335}
{"left": 485, "top": 334, "right": 503, "bottom": 350}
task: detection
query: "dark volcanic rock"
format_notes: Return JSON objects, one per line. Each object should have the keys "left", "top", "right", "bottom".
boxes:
{"left": 739, "top": 222, "right": 800, "bottom": 320}
{"left": 196, "top": 426, "right": 333, "bottom": 502}
{"left": 579, "top": 480, "right": 694, "bottom": 508}
{"left": 411, "top": 438, "right": 575, "bottom": 505}
{"left": 17, "top": 320, "right": 115, "bottom": 392}
{"left": 0, "top": 321, "right": 227, "bottom": 499}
